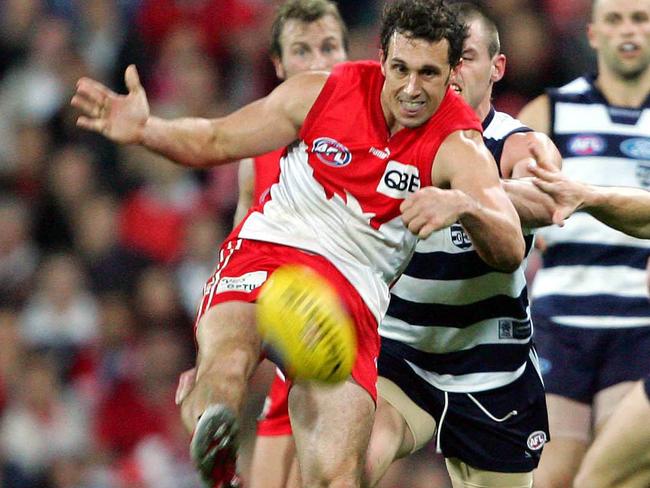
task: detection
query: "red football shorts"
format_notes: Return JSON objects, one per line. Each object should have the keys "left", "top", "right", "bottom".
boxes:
{"left": 195, "top": 237, "right": 380, "bottom": 401}
{"left": 257, "top": 370, "right": 292, "bottom": 436}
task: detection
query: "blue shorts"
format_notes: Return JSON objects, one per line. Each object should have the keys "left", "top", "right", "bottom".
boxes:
{"left": 644, "top": 375, "right": 650, "bottom": 402}
{"left": 533, "top": 314, "right": 650, "bottom": 404}
{"left": 378, "top": 341, "right": 549, "bottom": 473}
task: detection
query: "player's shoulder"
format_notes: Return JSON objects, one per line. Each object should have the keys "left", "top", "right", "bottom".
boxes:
{"left": 435, "top": 89, "right": 482, "bottom": 129}
{"left": 484, "top": 109, "right": 530, "bottom": 141}
{"left": 547, "top": 74, "right": 597, "bottom": 104}
{"left": 332, "top": 60, "right": 381, "bottom": 77}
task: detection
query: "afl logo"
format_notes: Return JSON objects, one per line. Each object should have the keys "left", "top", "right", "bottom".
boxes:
{"left": 568, "top": 135, "right": 606, "bottom": 156}
{"left": 312, "top": 137, "right": 352, "bottom": 167}
{"left": 621, "top": 138, "right": 650, "bottom": 160}
{"left": 527, "top": 431, "right": 547, "bottom": 451}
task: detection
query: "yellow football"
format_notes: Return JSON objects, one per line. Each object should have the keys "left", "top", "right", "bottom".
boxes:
{"left": 256, "top": 264, "right": 357, "bottom": 383}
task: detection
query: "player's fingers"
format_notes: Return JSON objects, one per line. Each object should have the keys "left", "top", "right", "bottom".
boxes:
{"left": 400, "top": 195, "right": 415, "bottom": 213}
{"left": 77, "top": 116, "right": 107, "bottom": 134}
{"left": 528, "top": 163, "right": 558, "bottom": 182}
{"left": 406, "top": 216, "right": 428, "bottom": 235}
{"left": 125, "top": 65, "right": 143, "bottom": 93}
{"left": 418, "top": 223, "right": 437, "bottom": 239}
{"left": 531, "top": 178, "right": 558, "bottom": 197}
{"left": 76, "top": 77, "right": 114, "bottom": 103}
{"left": 71, "top": 94, "right": 101, "bottom": 118}
{"left": 527, "top": 141, "right": 555, "bottom": 171}
{"left": 552, "top": 209, "right": 567, "bottom": 227}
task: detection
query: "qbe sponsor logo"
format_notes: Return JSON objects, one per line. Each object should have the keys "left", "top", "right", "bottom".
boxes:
{"left": 216, "top": 271, "right": 268, "bottom": 294}
{"left": 621, "top": 137, "right": 650, "bottom": 160}
{"left": 567, "top": 135, "right": 606, "bottom": 156}
{"left": 377, "top": 160, "right": 420, "bottom": 199}
{"left": 312, "top": 137, "right": 352, "bottom": 167}
{"left": 526, "top": 431, "right": 547, "bottom": 451}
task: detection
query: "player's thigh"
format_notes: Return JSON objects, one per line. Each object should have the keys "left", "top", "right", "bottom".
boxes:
{"left": 533, "top": 394, "right": 590, "bottom": 488}
{"left": 364, "top": 384, "right": 427, "bottom": 487}
{"left": 446, "top": 458, "right": 533, "bottom": 488}
{"left": 593, "top": 380, "right": 635, "bottom": 431}
{"left": 574, "top": 381, "right": 650, "bottom": 488}
{"left": 289, "top": 379, "right": 375, "bottom": 486}
{"left": 249, "top": 434, "right": 296, "bottom": 488}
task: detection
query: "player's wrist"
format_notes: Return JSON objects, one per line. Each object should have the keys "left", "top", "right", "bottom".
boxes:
{"left": 139, "top": 116, "right": 158, "bottom": 147}
{"left": 579, "top": 183, "right": 601, "bottom": 211}
{"left": 455, "top": 190, "right": 480, "bottom": 220}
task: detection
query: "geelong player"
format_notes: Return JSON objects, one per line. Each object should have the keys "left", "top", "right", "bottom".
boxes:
{"left": 518, "top": 1, "right": 650, "bottom": 486}
{"left": 71, "top": 1, "right": 525, "bottom": 487}
{"left": 366, "top": 4, "right": 559, "bottom": 487}
{"left": 529, "top": 154, "right": 650, "bottom": 488}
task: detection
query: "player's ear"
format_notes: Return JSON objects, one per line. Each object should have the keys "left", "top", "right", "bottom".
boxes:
{"left": 587, "top": 23, "right": 598, "bottom": 50}
{"left": 272, "top": 56, "right": 286, "bottom": 80}
{"left": 492, "top": 53, "right": 506, "bottom": 83}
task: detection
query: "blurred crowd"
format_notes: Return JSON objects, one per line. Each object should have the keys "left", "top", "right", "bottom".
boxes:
{"left": 0, "top": 1, "right": 593, "bottom": 487}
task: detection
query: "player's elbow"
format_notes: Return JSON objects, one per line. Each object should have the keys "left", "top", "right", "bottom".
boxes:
{"left": 488, "top": 235, "right": 525, "bottom": 273}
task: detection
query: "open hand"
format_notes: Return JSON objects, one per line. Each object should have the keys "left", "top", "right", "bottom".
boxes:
{"left": 71, "top": 65, "right": 149, "bottom": 144}
{"left": 528, "top": 162, "right": 586, "bottom": 226}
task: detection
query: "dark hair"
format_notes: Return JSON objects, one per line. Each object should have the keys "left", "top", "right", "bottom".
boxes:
{"left": 451, "top": 2, "right": 500, "bottom": 58}
{"left": 380, "top": 0, "right": 468, "bottom": 67}
{"left": 270, "top": 0, "right": 349, "bottom": 59}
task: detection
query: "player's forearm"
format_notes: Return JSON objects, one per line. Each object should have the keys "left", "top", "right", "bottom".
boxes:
{"left": 583, "top": 186, "right": 650, "bottom": 239}
{"left": 142, "top": 116, "right": 230, "bottom": 169}
{"left": 502, "top": 179, "right": 555, "bottom": 228}
{"left": 459, "top": 195, "right": 525, "bottom": 272}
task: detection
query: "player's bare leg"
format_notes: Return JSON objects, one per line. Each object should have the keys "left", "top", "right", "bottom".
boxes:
{"left": 290, "top": 380, "right": 375, "bottom": 487}
{"left": 363, "top": 396, "right": 414, "bottom": 487}
{"left": 181, "top": 302, "right": 261, "bottom": 487}
{"left": 249, "top": 435, "right": 300, "bottom": 488}
{"left": 574, "top": 381, "right": 650, "bottom": 488}
{"left": 533, "top": 394, "right": 589, "bottom": 488}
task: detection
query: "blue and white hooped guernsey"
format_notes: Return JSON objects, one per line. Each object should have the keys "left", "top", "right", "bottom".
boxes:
{"left": 531, "top": 75, "right": 650, "bottom": 329}
{"left": 379, "top": 107, "right": 539, "bottom": 393}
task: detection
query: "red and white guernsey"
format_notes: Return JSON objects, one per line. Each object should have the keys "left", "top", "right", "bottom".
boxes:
{"left": 252, "top": 148, "right": 283, "bottom": 205}
{"left": 238, "top": 61, "right": 481, "bottom": 322}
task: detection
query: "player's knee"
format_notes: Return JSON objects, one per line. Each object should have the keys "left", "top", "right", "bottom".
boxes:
{"left": 302, "top": 470, "right": 362, "bottom": 488}
{"left": 301, "top": 457, "right": 364, "bottom": 488}
{"left": 362, "top": 411, "right": 409, "bottom": 486}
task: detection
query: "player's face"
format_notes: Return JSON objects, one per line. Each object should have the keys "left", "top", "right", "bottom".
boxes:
{"left": 381, "top": 32, "right": 452, "bottom": 132}
{"left": 589, "top": 0, "right": 650, "bottom": 80}
{"left": 274, "top": 14, "right": 347, "bottom": 80}
{"left": 451, "top": 19, "right": 505, "bottom": 111}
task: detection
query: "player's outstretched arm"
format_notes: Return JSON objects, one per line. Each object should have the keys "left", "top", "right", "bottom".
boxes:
{"left": 72, "top": 66, "right": 327, "bottom": 169}
{"left": 402, "top": 129, "right": 525, "bottom": 272}
{"left": 530, "top": 163, "right": 650, "bottom": 239}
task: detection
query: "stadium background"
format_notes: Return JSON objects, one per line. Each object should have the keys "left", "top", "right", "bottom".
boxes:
{"left": 0, "top": 1, "right": 594, "bottom": 487}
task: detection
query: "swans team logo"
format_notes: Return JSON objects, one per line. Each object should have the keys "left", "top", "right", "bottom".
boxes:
{"left": 312, "top": 137, "right": 352, "bottom": 167}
